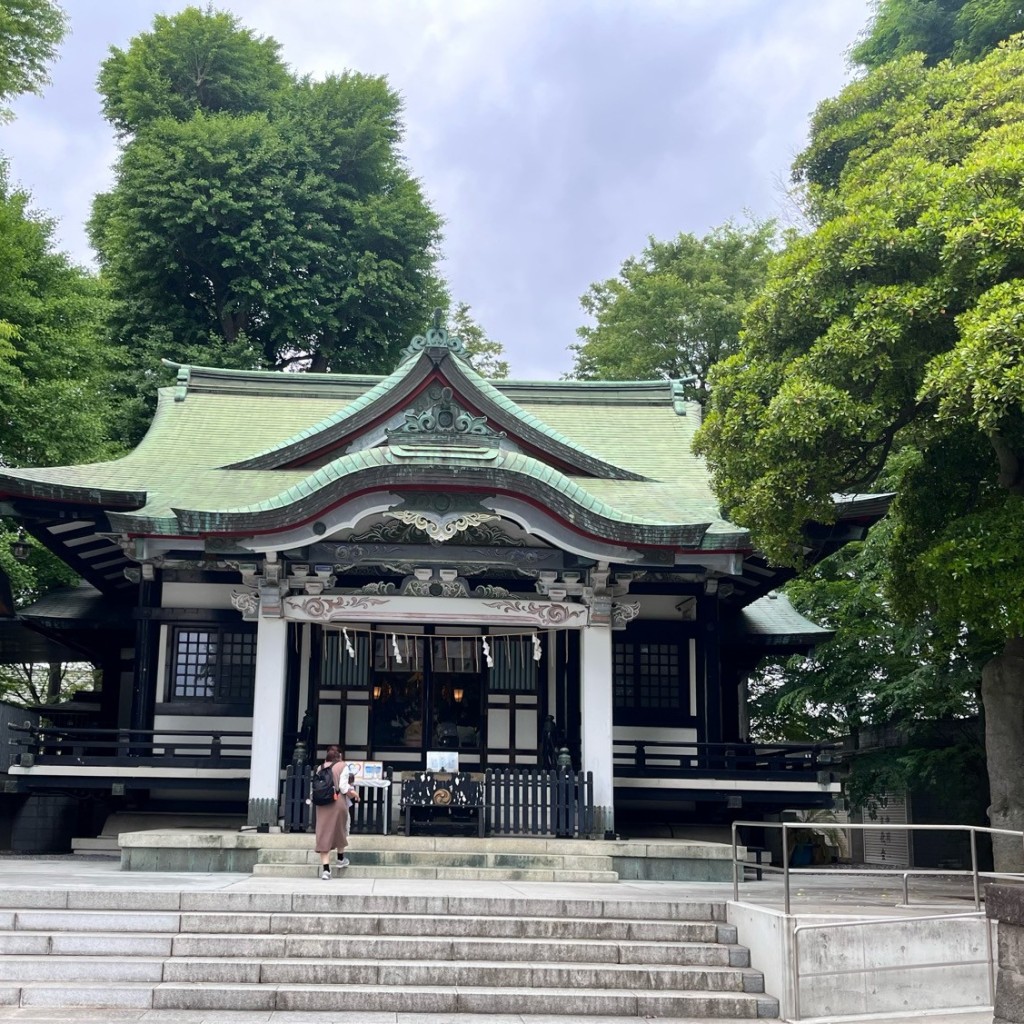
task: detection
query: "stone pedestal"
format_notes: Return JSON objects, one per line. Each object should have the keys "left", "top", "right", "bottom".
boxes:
{"left": 987, "top": 884, "right": 1024, "bottom": 1022}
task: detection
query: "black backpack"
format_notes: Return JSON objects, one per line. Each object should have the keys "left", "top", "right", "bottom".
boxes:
{"left": 310, "top": 763, "right": 337, "bottom": 805}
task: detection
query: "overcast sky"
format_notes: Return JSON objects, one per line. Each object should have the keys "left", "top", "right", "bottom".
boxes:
{"left": 3, "top": 0, "right": 871, "bottom": 379}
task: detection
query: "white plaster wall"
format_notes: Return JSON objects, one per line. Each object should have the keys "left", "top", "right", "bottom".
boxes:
{"left": 488, "top": 707, "right": 510, "bottom": 748}
{"left": 728, "top": 902, "right": 993, "bottom": 1020}
{"left": 161, "top": 581, "right": 235, "bottom": 609}
{"left": 153, "top": 714, "right": 252, "bottom": 735}
{"left": 516, "top": 707, "right": 537, "bottom": 749}
{"left": 614, "top": 725, "right": 698, "bottom": 743}
{"left": 151, "top": 715, "right": 252, "bottom": 760}
{"left": 345, "top": 702, "right": 369, "bottom": 749}
{"left": 634, "top": 594, "right": 696, "bottom": 620}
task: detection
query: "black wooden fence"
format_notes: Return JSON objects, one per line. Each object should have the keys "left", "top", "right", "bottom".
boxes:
{"left": 281, "top": 765, "right": 595, "bottom": 838}
{"left": 281, "top": 763, "right": 394, "bottom": 835}
{"left": 485, "top": 767, "right": 594, "bottom": 837}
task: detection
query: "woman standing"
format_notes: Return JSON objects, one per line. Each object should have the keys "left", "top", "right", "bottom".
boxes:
{"left": 314, "top": 744, "right": 358, "bottom": 880}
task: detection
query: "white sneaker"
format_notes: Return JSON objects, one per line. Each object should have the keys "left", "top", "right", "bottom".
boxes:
{"left": 321, "top": 868, "right": 331, "bottom": 880}
{"left": 338, "top": 856, "right": 350, "bottom": 868}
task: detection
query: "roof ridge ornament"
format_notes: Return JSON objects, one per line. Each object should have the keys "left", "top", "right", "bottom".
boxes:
{"left": 398, "top": 308, "right": 468, "bottom": 364}
{"left": 388, "top": 384, "right": 505, "bottom": 443}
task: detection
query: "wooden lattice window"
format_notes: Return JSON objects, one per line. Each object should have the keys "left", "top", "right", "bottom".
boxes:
{"left": 613, "top": 638, "right": 686, "bottom": 723}
{"left": 171, "top": 626, "right": 256, "bottom": 705}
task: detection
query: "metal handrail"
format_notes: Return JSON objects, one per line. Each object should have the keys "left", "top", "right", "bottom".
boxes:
{"left": 731, "top": 819, "right": 1024, "bottom": 914}
{"left": 791, "top": 911, "right": 994, "bottom": 1020}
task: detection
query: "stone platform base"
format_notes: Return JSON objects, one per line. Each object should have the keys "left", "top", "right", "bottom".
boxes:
{"left": 118, "top": 829, "right": 743, "bottom": 882}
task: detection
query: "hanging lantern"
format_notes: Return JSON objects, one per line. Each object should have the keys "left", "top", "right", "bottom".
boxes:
{"left": 9, "top": 528, "right": 30, "bottom": 563}
{"left": 453, "top": 687, "right": 464, "bottom": 704}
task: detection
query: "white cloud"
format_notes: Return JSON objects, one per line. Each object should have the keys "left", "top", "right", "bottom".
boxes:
{"left": 2, "top": 0, "right": 872, "bottom": 377}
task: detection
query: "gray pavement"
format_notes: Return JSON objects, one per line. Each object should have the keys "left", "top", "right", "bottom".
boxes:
{"left": 0, "top": 855, "right": 995, "bottom": 1024}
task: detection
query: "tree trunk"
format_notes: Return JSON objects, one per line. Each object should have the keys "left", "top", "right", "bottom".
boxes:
{"left": 46, "top": 663, "right": 61, "bottom": 704}
{"left": 983, "top": 636, "right": 1024, "bottom": 872}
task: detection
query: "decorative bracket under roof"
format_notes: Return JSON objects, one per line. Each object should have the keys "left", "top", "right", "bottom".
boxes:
{"left": 398, "top": 308, "right": 467, "bottom": 364}
{"left": 384, "top": 508, "right": 500, "bottom": 543}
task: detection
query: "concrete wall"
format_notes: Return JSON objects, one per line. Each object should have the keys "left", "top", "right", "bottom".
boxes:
{"left": 988, "top": 884, "right": 1024, "bottom": 1023}
{"left": 729, "top": 901, "right": 993, "bottom": 1020}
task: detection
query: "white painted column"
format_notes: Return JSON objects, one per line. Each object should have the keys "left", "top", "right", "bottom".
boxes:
{"left": 580, "top": 622, "right": 614, "bottom": 829}
{"left": 247, "top": 614, "right": 289, "bottom": 826}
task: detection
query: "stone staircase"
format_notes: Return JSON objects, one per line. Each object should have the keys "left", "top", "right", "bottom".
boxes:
{"left": 253, "top": 834, "right": 619, "bottom": 881}
{"left": 0, "top": 888, "right": 780, "bottom": 1018}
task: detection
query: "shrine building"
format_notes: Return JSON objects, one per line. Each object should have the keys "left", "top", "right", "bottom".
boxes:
{"left": 0, "top": 317, "right": 885, "bottom": 835}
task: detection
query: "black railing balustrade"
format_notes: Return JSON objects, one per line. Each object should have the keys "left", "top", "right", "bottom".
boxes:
{"left": 7, "top": 721, "right": 251, "bottom": 768}
{"left": 485, "top": 767, "right": 594, "bottom": 837}
{"left": 281, "top": 766, "right": 597, "bottom": 838}
{"left": 613, "top": 739, "right": 840, "bottom": 779}
{"left": 281, "top": 763, "right": 395, "bottom": 835}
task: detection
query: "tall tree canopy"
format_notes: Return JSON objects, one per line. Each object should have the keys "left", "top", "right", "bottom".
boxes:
{"left": 569, "top": 221, "right": 776, "bottom": 409}
{"left": 0, "top": 164, "right": 116, "bottom": 468}
{"left": 97, "top": 6, "right": 289, "bottom": 134}
{"left": 0, "top": 0, "right": 66, "bottom": 120}
{"left": 0, "top": 164, "right": 115, "bottom": 706}
{"left": 90, "top": 7, "right": 444, "bottom": 441}
{"left": 852, "top": 0, "right": 1024, "bottom": 69}
{"left": 695, "top": 39, "right": 1024, "bottom": 867}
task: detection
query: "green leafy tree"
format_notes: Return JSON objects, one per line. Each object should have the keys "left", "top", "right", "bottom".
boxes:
{"left": 695, "top": 40, "right": 1024, "bottom": 868}
{"left": 91, "top": 7, "right": 444, "bottom": 441}
{"left": 852, "top": 0, "right": 1024, "bottom": 69}
{"left": 749, "top": 516, "right": 987, "bottom": 809}
{"left": 451, "top": 301, "right": 509, "bottom": 378}
{"left": 0, "top": 165, "right": 114, "bottom": 705}
{"left": 569, "top": 221, "right": 777, "bottom": 409}
{"left": 0, "top": 164, "right": 117, "bottom": 467}
{"left": 0, "top": 0, "right": 66, "bottom": 120}
{"left": 97, "top": 6, "right": 289, "bottom": 135}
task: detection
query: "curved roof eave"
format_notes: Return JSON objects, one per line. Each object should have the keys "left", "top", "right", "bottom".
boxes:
{"left": 0, "top": 471, "right": 146, "bottom": 510}
{"left": 107, "top": 446, "right": 728, "bottom": 549}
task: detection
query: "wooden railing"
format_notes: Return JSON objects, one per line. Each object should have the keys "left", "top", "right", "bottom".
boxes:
{"left": 281, "top": 766, "right": 597, "bottom": 838}
{"left": 485, "top": 767, "right": 594, "bottom": 837}
{"left": 281, "top": 763, "right": 395, "bottom": 835}
{"left": 614, "top": 739, "right": 840, "bottom": 779}
{"left": 7, "top": 722, "right": 252, "bottom": 768}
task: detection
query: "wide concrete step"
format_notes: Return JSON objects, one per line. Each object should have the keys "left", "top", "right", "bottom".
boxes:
{"left": 0, "top": 889, "right": 729, "bottom": 921}
{"left": 253, "top": 862, "right": 619, "bottom": 881}
{"left": 182, "top": 910, "right": 735, "bottom": 943}
{"left": 69, "top": 836, "right": 119, "bottom": 856}
{"left": 253, "top": 846, "right": 618, "bottom": 881}
{"left": 5, "top": 980, "right": 779, "bottom": 1016}
{"left": 180, "top": 933, "right": 745, "bottom": 965}
{"left": 0, "top": 954, "right": 763, "bottom": 991}
{"left": 0, "top": 929, "right": 748, "bottom": 967}
{"left": 0, "top": 911, "right": 743, "bottom": 947}
{"left": 258, "top": 848, "right": 615, "bottom": 869}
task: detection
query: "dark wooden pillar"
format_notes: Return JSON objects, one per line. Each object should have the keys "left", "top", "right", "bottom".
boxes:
{"left": 698, "top": 591, "right": 723, "bottom": 746}
{"left": 129, "top": 579, "right": 160, "bottom": 734}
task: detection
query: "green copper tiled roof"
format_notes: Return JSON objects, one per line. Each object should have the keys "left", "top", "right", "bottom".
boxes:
{"left": 733, "top": 593, "right": 834, "bottom": 646}
{"left": 0, "top": 352, "right": 752, "bottom": 549}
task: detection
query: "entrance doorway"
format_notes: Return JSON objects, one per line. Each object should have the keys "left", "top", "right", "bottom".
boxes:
{"left": 368, "top": 633, "right": 484, "bottom": 761}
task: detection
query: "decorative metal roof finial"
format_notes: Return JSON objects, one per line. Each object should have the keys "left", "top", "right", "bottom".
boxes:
{"left": 397, "top": 309, "right": 468, "bottom": 365}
